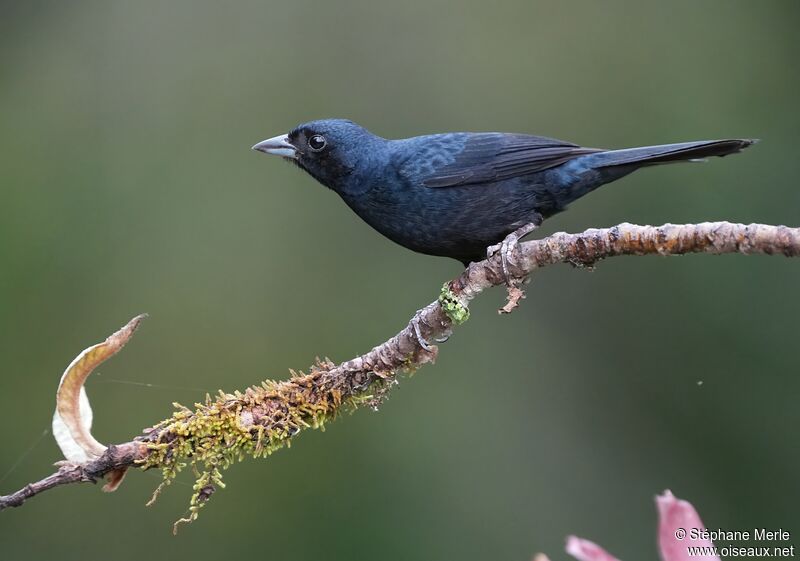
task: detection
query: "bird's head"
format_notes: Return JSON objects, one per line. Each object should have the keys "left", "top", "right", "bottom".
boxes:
{"left": 252, "top": 119, "right": 385, "bottom": 194}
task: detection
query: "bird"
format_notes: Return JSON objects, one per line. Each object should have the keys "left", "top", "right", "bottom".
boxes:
{"left": 252, "top": 119, "right": 755, "bottom": 271}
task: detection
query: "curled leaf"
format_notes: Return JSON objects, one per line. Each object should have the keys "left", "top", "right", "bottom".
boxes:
{"left": 52, "top": 315, "right": 146, "bottom": 490}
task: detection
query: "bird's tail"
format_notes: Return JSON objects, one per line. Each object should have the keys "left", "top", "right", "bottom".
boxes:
{"left": 548, "top": 138, "right": 756, "bottom": 211}
{"left": 590, "top": 138, "right": 757, "bottom": 169}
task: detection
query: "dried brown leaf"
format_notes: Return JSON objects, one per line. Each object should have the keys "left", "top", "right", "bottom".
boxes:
{"left": 52, "top": 315, "right": 146, "bottom": 464}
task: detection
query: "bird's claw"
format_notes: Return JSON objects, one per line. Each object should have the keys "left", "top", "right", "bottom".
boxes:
{"left": 411, "top": 310, "right": 453, "bottom": 349}
{"left": 487, "top": 222, "right": 539, "bottom": 285}
{"left": 411, "top": 316, "right": 433, "bottom": 352}
{"left": 433, "top": 332, "right": 451, "bottom": 343}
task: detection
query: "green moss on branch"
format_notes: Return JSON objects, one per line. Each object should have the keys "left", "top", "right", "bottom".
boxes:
{"left": 138, "top": 360, "right": 386, "bottom": 533}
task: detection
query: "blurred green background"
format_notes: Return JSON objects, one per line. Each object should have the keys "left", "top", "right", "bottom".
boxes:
{"left": 1, "top": 1, "right": 798, "bottom": 559}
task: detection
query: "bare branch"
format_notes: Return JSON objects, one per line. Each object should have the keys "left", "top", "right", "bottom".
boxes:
{"left": 2, "top": 221, "right": 798, "bottom": 520}
{"left": 0, "top": 443, "right": 144, "bottom": 510}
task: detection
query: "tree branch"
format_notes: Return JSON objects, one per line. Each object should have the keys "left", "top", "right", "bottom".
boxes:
{"left": 2, "top": 221, "right": 798, "bottom": 526}
{"left": 0, "top": 442, "right": 144, "bottom": 510}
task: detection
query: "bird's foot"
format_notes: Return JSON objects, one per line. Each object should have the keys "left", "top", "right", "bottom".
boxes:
{"left": 411, "top": 306, "right": 453, "bottom": 352}
{"left": 411, "top": 316, "right": 433, "bottom": 352}
{"left": 486, "top": 222, "right": 539, "bottom": 285}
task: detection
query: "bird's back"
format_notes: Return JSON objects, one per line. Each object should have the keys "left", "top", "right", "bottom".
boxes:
{"left": 338, "top": 133, "right": 562, "bottom": 263}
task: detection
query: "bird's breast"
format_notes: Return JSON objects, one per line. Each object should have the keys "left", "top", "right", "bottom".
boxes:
{"left": 338, "top": 178, "right": 544, "bottom": 261}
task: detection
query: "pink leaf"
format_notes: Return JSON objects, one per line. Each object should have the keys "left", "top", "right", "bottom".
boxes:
{"left": 566, "top": 536, "right": 623, "bottom": 561}
{"left": 656, "top": 490, "right": 720, "bottom": 561}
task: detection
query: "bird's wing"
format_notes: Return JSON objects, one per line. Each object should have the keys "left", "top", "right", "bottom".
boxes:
{"left": 419, "top": 133, "right": 602, "bottom": 188}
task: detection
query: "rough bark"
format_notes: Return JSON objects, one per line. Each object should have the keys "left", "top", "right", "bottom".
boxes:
{"left": 1, "top": 221, "right": 798, "bottom": 517}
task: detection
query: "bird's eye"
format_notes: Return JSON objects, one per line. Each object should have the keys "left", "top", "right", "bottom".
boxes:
{"left": 308, "top": 134, "right": 327, "bottom": 152}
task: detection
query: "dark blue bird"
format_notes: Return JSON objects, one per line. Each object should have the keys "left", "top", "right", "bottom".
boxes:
{"left": 253, "top": 119, "right": 754, "bottom": 267}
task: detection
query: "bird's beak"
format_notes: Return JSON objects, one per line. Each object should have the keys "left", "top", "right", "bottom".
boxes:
{"left": 251, "top": 134, "right": 298, "bottom": 159}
